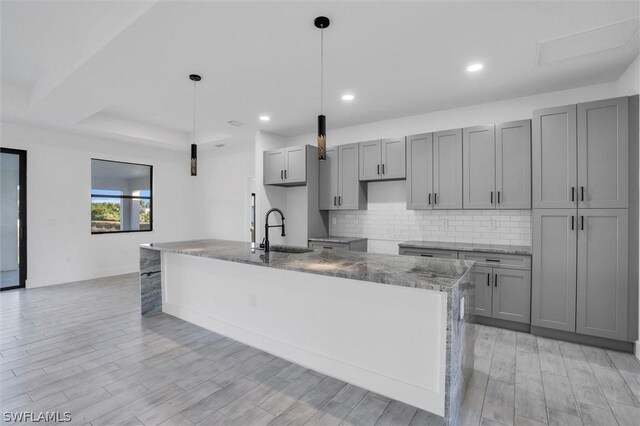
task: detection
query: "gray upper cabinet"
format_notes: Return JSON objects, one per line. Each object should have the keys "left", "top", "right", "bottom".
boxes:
{"left": 493, "top": 267, "right": 531, "bottom": 324}
{"left": 463, "top": 125, "right": 496, "bottom": 209}
{"left": 432, "top": 129, "right": 463, "bottom": 209}
{"left": 263, "top": 146, "right": 307, "bottom": 186}
{"left": 318, "top": 147, "right": 338, "bottom": 210}
{"left": 338, "top": 143, "right": 366, "bottom": 209}
{"left": 576, "top": 209, "right": 628, "bottom": 340}
{"left": 319, "top": 144, "right": 365, "bottom": 210}
{"left": 359, "top": 138, "right": 406, "bottom": 181}
{"left": 264, "top": 149, "right": 285, "bottom": 185}
{"left": 381, "top": 138, "right": 406, "bottom": 179}
{"left": 496, "top": 120, "right": 532, "bottom": 209}
{"left": 532, "top": 105, "right": 578, "bottom": 208}
{"left": 284, "top": 146, "right": 306, "bottom": 184}
{"left": 406, "top": 133, "right": 433, "bottom": 209}
{"left": 471, "top": 266, "right": 493, "bottom": 318}
{"left": 531, "top": 209, "right": 577, "bottom": 332}
{"left": 359, "top": 140, "right": 382, "bottom": 181}
{"left": 577, "top": 97, "right": 628, "bottom": 209}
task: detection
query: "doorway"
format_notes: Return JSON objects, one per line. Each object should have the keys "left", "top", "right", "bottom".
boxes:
{"left": 1, "top": 148, "right": 26, "bottom": 290}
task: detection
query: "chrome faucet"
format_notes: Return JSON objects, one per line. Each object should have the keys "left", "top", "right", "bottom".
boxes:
{"left": 264, "top": 208, "right": 285, "bottom": 252}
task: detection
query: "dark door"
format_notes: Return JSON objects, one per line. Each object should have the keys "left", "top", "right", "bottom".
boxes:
{"left": 1, "top": 148, "right": 27, "bottom": 290}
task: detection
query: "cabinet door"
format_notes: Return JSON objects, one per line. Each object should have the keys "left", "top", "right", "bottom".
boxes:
{"left": 531, "top": 209, "right": 577, "bottom": 332}
{"left": 406, "top": 133, "right": 433, "bottom": 209}
{"left": 532, "top": 105, "right": 577, "bottom": 208}
{"left": 578, "top": 97, "right": 628, "bottom": 208}
{"left": 433, "top": 129, "right": 463, "bottom": 209}
{"left": 359, "top": 140, "right": 382, "bottom": 181}
{"left": 496, "top": 120, "right": 532, "bottom": 209}
{"left": 381, "top": 138, "right": 406, "bottom": 179}
{"left": 284, "top": 146, "right": 306, "bottom": 183}
{"left": 463, "top": 125, "right": 496, "bottom": 209}
{"left": 471, "top": 266, "right": 493, "bottom": 318}
{"left": 319, "top": 147, "right": 338, "bottom": 210}
{"left": 576, "top": 209, "right": 628, "bottom": 340}
{"left": 338, "top": 143, "right": 363, "bottom": 209}
{"left": 264, "top": 149, "right": 285, "bottom": 185}
{"left": 493, "top": 268, "right": 531, "bottom": 324}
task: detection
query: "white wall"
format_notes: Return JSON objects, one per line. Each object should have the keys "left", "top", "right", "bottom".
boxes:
{"left": 1, "top": 122, "right": 194, "bottom": 288}
{"left": 190, "top": 144, "right": 255, "bottom": 242}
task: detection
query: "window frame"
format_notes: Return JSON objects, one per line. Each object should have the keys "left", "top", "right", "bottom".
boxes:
{"left": 90, "top": 158, "right": 153, "bottom": 235}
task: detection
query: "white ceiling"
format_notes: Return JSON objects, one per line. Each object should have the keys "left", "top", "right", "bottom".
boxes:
{"left": 2, "top": 1, "right": 639, "bottom": 151}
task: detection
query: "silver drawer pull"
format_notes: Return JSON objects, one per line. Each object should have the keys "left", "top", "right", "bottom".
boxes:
{"left": 420, "top": 254, "right": 433, "bottom": 257}
{"left": 486, "top": 259, "right": 500, "bottom": 263}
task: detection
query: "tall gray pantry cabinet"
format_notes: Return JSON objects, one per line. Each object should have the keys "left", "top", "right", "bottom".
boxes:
{"left": 531, "top": 96, "right": 638, "bottom": 345}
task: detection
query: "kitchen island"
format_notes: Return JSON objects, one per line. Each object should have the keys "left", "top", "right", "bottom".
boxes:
{"left": 140, "top": 239, "right": 475, "bottom": 424}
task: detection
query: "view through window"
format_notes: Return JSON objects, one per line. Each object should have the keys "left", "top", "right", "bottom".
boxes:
{"left": 91, "top": 159, "right": 152, "bottom": 233}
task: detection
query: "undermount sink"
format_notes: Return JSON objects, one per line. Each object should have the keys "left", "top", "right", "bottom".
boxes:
{"left": 269, "top": 245, "right": 314, "bottom": 254}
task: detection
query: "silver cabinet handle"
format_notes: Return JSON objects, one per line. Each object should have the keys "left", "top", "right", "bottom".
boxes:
{"left": 428, "top": 193, "right": 431, "bottom": 205}
{"left": 571, "top": 215, "right": 575, "bottom": 230}
{"left": 284, "top": 170, "right": 287, "bottom": 179}
{"left": 581, "top": 215, "right": 584, "bottom": 231}
{"left": 434, "top": 193, "right": 438, "bottom": 204}
{"left": 487, "top": 273, "right": 490, "bottom": 287}
{"left": 338, "top": 196, "right": 342, "bottom": 205}
{"left": 571, "top": 187, "right": 575, "bottom": 202}
{"left": 280, "top": 170, "right": 283, "bottom": 179}
{"left": 494, "top": 274, "right": 498, "bottom": 287}
{"left": 382, "top": 164, "right": 385, "bottom": 175}
{"left": 333, "top": 196, "right": 337, "bottom": 206}
{"left": 377, "top": 164, "right": 380, "bottom": 175}
{"left": 490, "top": 191, "right": 493, "bottom": 204}
{"left": 581, "top": 186, "right": 585, "bottom": 202}
{"left": 497, "top": 191, "right": 501, "bottom": 204}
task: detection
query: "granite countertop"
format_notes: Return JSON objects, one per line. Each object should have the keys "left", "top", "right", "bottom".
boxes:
{"left": 142, "top": 239, "right": 474, "bottom": 293}
{"left": 399, "top": 240, "right": 532, "bottom": 256}
{"left": 307, "top": 236, "right": 367, "bottom": 243}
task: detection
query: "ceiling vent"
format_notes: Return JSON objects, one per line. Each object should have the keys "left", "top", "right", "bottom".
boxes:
{"left": 227, "top": 120, "right": 246, "bottom": 127}
{"left": 537, "top": 18, "right": 639, "bottom": 65}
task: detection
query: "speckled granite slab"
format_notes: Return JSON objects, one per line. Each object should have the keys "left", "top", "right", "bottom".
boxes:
{"left": 141, "top": 239, "right": 474, "bottom": 293}
{"left": 399, "top": 240, "right": 532, "bottom": 255}
{"left": 307, "top": 236, "right": 368, "bottom": 244}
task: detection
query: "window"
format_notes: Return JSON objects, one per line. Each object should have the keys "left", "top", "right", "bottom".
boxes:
{"left": 91, "top": 159, "right": 152, "bottom": 234}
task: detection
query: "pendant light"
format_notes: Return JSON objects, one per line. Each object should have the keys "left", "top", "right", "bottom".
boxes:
{"left": 314, "top": 16, "right": 330, "bottom": 160}
{"left": 189, "top": 73, "right": 201, "bottom": 176}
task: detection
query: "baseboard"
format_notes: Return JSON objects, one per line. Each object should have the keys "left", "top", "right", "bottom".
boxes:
{"left": 531, "top": 326, "right": 634, "bottom": 353}
{"left": 26, "top": 266, "right": 138, "bottom": 288}
{"left": 475, "top": 316, "right": 530, "bottom": 332}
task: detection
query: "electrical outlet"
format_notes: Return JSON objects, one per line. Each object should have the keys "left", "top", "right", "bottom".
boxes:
{"left": 460, "top": 297, "right": 465, "bottom": 320}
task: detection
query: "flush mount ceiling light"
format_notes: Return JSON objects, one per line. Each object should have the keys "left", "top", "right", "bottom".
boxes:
{"left": 189, "top": 74, "right": 201, "bottom": 176}
{"left": 315, "top": 16, "right": 330, "bottom": 160}
{"left": 466, "top": 63, "right": 484, "bottom": 72}
{"left": 341, "top": 94, "right": 355, "bottom": 101}
{"left": 259, "top": 115, "right": 270, "bottom": 122}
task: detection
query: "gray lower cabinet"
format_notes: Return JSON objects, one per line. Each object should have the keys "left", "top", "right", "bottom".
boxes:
{"left": 471, "top": 266, "right": 493, "bottom": 318}
{"left": 533, "top": 208, "right": 629, "bottom": 340}
{"left": 319, "top": 144, "right": 366, "bottom": 210}
{"left": 359, "top": 138, "right": 406, "bottom": 181}
{"left": 578, "top": 97, "right": 628, "bottom": 209}
{"left": 576, "top": 209, "right": 628, "bottom": 340}
{"left": 493, "top": 267, "right": 531, "bottom": 323}
{"left": 532, "top": 209, "right": 577, "bottom": 332}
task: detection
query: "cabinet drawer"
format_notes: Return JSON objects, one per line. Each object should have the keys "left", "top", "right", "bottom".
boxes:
{"left": 459, "top": 251, "right": 531, "bottom": 270}
{"left": 309, "top": 242, "right": 349, "bottom": 251}
{"left": 399, "top": 248, "right": 458, "bottom": 259}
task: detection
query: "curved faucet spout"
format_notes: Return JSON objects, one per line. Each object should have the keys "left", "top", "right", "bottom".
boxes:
{"left": 264, "top": 208, "right": 286, "bottom": 252}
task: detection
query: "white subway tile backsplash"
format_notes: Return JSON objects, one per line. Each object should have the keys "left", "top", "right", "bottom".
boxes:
{"left": 328, "top": 209, "right": 532, "bottom": 246}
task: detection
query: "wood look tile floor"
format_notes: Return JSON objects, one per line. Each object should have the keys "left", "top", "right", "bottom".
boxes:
{"left": 0, "top": 273, "right": 638, "bottom": 426}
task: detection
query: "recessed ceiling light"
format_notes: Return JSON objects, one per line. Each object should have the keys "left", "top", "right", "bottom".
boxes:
{"left": 259, "top": 115, "right": 270, "bottom": 122}
{"left": 466, "top": 63, "right": 484, "bottom": 72}
{"left": 341, "top": 94, "right": 355, "bottom": 101}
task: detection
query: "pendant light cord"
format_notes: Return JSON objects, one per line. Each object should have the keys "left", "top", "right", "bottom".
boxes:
{"left": 320, "top": 24, "right": 324, "bottom": 114}
{"left": 192, "top": 81, "right": 197, "bottom": 144}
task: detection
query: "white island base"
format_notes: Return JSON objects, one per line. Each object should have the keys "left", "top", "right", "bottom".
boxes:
{"left": 141, "top": 242, "right": 474, "bottom": 425}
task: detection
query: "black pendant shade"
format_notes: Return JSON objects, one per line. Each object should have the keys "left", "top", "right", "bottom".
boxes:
{"left": 190, "top": 143, "right": 197, "bottom": 176}
{"left": 317, "top": 114, "right": 326, "bottom": 160}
